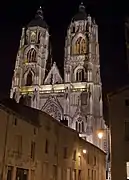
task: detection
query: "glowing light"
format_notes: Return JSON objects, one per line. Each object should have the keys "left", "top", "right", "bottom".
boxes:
{"left": 97, "top": 131, "right": 104, "bottom": 139}
{"left": 83, "top": 149, "right": 87, "bottom": 154}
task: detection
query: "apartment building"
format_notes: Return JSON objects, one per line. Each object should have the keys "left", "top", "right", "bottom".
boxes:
{"left": 0, "top": 99, "right": 106, "bottom": 180}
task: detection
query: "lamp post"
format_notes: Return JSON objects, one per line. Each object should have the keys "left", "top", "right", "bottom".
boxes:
{"left": 97, "top": 127, "right": 111, "bottom": 180}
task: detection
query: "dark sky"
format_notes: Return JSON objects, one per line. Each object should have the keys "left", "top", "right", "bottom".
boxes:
{"left": 0, "top": 0, "right": 129, "bottom": 98}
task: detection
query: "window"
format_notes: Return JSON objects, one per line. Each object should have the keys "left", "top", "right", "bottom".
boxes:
{"left": 45, "top": 139, "right": 48, "bottom": 154}
{"left": 7, "top": 166, "right": 13, "bottom": 180}
{"left": 76, "top": 69, "right": 84, "bottom": 82}
{"left": 63, "top": 147, "right": 67, "bottom": 159}
{"left": 125, "top": 99, "right": 129, "bottom": 106}
{"left": 78, "top": 156, "right": 81, "bottom": 166}
{"left": 27, "top": 48, "right": 36, "bottom": 62}
{"left": 13, "top": 118, "right": 17, "bottom": 126}
{"left": 81, "top": 92, "right": 88, "bottom": 105}
{"left": 87, "top": 153, "right": 90, "bottom": 164}
{"left": 73, "top": 150, "right": 76, "bottom": 161}
{"left": 91, "top": 170, "right": 93, "bottom": 180}
{"left": 53, "top": 165, "right": 57, "bottom": 180}
{"left": 76, "top": 120, "right": 84, "bottom": 133}
{"left": 93, "top": 156, "right": 96, "bottom": 166}
{"left": 34, "top": 128, "right": 36, "bottom": 135}
{"left": 26, "top": 71, "right": 33, "bottom": 86}
{"left": 31, "top": 141, "right": 35, "bottom": 160}
{"left": 72, "top": 37, "right": 87, "bottom": 55}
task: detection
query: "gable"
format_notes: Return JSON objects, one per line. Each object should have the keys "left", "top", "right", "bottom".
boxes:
{"left": 44, "top": 62, "right": 63, "bottom": 85}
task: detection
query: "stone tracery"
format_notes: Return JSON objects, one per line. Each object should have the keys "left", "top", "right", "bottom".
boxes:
{"left": 72, "top": 37, "right": 87, "bottom": 55}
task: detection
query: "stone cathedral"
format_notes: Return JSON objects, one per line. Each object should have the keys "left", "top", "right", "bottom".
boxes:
{"left": 10, "top": 3, "right": 106, "bottom": 149}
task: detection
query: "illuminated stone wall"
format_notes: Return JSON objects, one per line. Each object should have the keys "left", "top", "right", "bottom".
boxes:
{"left": 0, "top": 103, "right": 106, "bottom": 180}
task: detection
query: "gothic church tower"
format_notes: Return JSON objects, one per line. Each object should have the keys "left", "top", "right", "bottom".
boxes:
{"left": 10, "top": 4, "right": 105, "bottom": 149}
{"left": 64, "top": 3, "right": 104, "bottom": 144}
{"left": 10, "top": 7, "right": 50, "bottom": 108}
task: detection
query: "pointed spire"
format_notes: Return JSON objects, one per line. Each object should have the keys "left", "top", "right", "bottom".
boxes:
{"left": 72, "top": 2, "right": 87, "bottom": 21}
{"left": 35, "top": 6, "right": 44, "bottom": 19}
{"left": 28, "top": 6, "right": 48, "bottom": 28}
{"left": 79, "top": 2, "right": 85, "bottom": 12}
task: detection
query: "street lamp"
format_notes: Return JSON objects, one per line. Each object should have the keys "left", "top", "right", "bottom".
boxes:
{"left": 97, "top": 128, "right": 111, "bottom": 180}
{"left": 82, "top": 149, "right": 87, "bottom": 154}
{"left": 97, "top": 129, "right": 104, "bottom": 139}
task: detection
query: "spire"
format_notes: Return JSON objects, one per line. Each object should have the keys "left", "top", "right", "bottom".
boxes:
{"left": 72, "top": 2, "right": 87, "bottom": 21}
{"left": 35, "top": 6, "right": 44, "bottom": 20}
{"left": 79, "top": 2, "right": 86, "bottom": 12}
{"left": 27, "top": 6, "right": 48, "bottom": 28}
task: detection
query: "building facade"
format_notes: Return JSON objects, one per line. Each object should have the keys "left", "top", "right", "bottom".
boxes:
{"left": 108, "top": 86, "right": 129, "bottom": 180}
{"left": 0, "top": 99, "right": 106, "bottom": 180}
{"left": 10, "top": 3, "right": 105, "bottom": 149}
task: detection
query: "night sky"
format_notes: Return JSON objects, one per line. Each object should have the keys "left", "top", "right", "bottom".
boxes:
{"left": 0, "top": 0, "right": 128, "bottom": 99}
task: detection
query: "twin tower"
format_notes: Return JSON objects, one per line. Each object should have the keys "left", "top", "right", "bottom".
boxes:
{"left": 10, "top": 3, "right": 105, "bottom": 149}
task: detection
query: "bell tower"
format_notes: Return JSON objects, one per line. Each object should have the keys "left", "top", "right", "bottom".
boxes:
{"left": 64, "top": 2, "right": 104, "bottom": 145}
{"left": 10, "top": 7, "right": 50, "bottom": 108}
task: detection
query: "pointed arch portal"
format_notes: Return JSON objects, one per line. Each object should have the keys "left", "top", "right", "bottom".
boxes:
{"left": 26, "top": 71, "right": 33, "bottom": 86}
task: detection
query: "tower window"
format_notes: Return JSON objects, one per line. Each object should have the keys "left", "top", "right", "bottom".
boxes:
{"left": 72, "top": 37, "right": 87, "bottom": 55}
{"left": 63, "top": 147, "right": 68, "bottom": 158}
{"left": 27, "top": 48, "right": 36, "bottom": 62}
{"left": 45, "top": 139, "right": 48, "bottom": 154}
{"left": 76, "top": 69, "right": 84, "bottom": 82}
{"left": 26, "top": 71, "right": 33, "bottom": 86}
{"left": 76, "top": 120, "right": 84, "bottom": 133}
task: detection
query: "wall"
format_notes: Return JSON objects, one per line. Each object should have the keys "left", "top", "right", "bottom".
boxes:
{"left": 0, "top": 104, "right": 106, "bottom": 180}
{"left": 108, "top": 87, "right": 129, "bottom": 180}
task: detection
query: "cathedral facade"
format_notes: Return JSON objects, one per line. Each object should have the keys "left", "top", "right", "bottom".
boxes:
{"left": 10, "top": 3, "right": 106, "bottom": 149}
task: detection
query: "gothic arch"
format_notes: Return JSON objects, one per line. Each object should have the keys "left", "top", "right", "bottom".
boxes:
{"left": 75, "top": 119, "right": 84, "bottom": 133}
{"left": 24, "top": 46, "right": 38, "bottom": 62}
{"left": 71, "top": 33, "right": 88, "bottom": 55}
{"left": 26, "top": 71, "right": 33, "bottom": 86}
{"left": 27, "top": 48, "right": 37, "bottom": 62}
{"left": 74, "top": 66, "right": 85, "bottom": 82}
{"left": 73, "top": 114, "right": 87, "bottom": 133}
{"left": 24, "top": 69, "right": 34, "bottom": 86}
{"left": 42, "top": 96, "right": 63, "bottom": 121}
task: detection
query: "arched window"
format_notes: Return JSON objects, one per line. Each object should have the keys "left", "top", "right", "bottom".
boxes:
{"left": 27, "top": 48, "right": 36, "bottom": 62}
{"left": 26, "top": 71, "right": 33, "bottom": 86}
{"left": 72, "top": 37, "right": 87, "bottom": 55}
{"left": 76, "top": 69, "right": 84, "bottom": 82}
{"left": 75, "top": 119, "right": 84, "bottom": 133}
